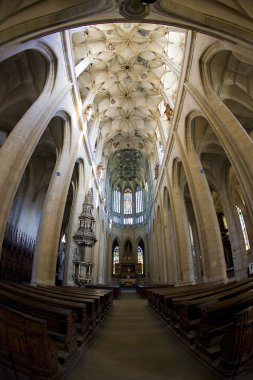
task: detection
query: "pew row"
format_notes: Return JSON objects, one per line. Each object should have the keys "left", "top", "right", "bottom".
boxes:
{"left": 0, "top": 282, "right": 113, "bottom": 379}
{"left": 0, "top": 304, "right": 60, "bottom": 379}
{"left": 147, "top": 280, "right": 253, "bottom": 378}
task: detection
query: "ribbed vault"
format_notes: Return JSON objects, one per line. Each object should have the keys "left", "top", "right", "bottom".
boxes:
{"left": 71, "top": 23, "right": 185, "bottom": 157}
{"left": 71, "top": 23, "right": 185, "bottom": 210}
{"left": 107, "top": 148, "right": 147, "bottom": 189}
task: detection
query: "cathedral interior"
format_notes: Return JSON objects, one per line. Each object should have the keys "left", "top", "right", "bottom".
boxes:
{"left": 0, "top": 1, "right": 253, "bottom": 379}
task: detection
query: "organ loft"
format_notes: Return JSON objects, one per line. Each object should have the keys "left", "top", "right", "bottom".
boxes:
{"left": 0, "top": 1, "right": 253, "bottom": 379}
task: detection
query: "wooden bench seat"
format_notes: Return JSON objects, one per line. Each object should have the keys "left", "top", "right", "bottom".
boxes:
{"left": 195, "top": 288, "right": 253, "bottom": 350}
{"left": 0, "top": 304, "right": 60, "bottom": 379}
{"left": 170, "top": 281, "right": 253, "bottom": 339}
{"left": 137, "top": 284, "right": 170, "bottom": 299}
{"left": 147, "top": 283, "right": 228, "bottom": 310}
{"left": 55, "top": 286, "right": 113, "bottom": 314}
{"left": 36, "top": 286, "right": 105, "bottom": 321}
{"left": 218, "top": 305, "right": 253, "bottom": 376}
{"left": 148, "top": 279, "right": 253, "bottom": 378}
{"left": 86, "top": 284, "right": 121, "bottom": 299}
{"left": 61, "top": 286, "right": 113, "bottom": 314}
{"left": 0, "top": 282, "right": 91, "bottom": 335}
{"left": 150, "top": 282, "right": 236, "bottom": 320}
{"left": 0, "top": 287, "right": 78, "bottom": 354}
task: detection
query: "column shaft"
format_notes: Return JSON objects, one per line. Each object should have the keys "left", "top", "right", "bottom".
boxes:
{"left": 32, "top": 140, "right": 78, "bottom": 285}
{"left": 0, "top": 85, "right": 70, "bottom": 255}
{"left": 175, "top": 133, "right": 227, "bottom": 282}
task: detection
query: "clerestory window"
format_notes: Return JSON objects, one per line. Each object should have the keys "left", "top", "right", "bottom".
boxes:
{"left": 136, "top": 186, "right": 143, "bottom": 213}
{"left": 236, "top": 206, "right": 250, "bottom": 251}
{"left": 124, "top": 188, "right": 132, "bottom": 214}
{"left": 113, "top": 187, "right": 121, "bottom": 213}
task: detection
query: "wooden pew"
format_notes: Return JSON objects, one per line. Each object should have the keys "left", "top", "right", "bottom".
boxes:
{"left": 0, "top": 282, "right": 91, "bottom": 335}
{"left": 170, "top": 281, "right": 253, "bottom": 339}
{"left": 148, "top": 279, "right": 253, "bottom": 378}
{"left": 86, "top": 284, "right": 121, "bottom": 299}
{"left": 0, "top": 287, "right": 78, "bottom": 354}
{"left": 137, "top": 284, "right": 170, "bottom": 299}
{"left": 36, "top": 285, "right": 106, "bottom": 322}
{"left": 218, "top": 305, "right": 253, "bottom": 376}
{"left": 61, "top": 286, "right": 113, "bottom": 314}
{"left": 194, "top": 288, "right": 253, "bottom": 361}
{"left": 0, "top": 304, "right": 60, "bottom": 379}
{"left": 6, "top": 282, "right": 112, "bottom": 330}
{"left": 150, "top": 282, "right": 237, "bottom": 319}
{"left": 147, "top": 283, "right": 217, "bottom": 310}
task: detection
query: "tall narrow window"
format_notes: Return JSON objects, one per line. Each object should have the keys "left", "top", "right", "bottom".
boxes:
{"left": 137, "top": 245, "right": 144, "bottom": 275}
{"left": 113, "top": 245, "right": 120, "bottom": 275}
{"left": 124, "top": 188, "right": 132, "bottom": 214}
{"left": 135, "top": 186, "right": 143, "bottom": 213}
{"left": 236, "top": 206, "right": 250, "bottom": 251}
{"left": 113, "top": 187, "right": 121, "bottom": 213}
{"left": 123, "top": 217, "right": 133, "bottom": 225}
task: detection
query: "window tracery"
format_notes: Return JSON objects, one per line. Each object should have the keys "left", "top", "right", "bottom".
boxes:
{"left": 124, "top": 188, "right": 132, "bottom": 215}
{"left": 236, "top": 206, "right": 250, "bottom": 251}
{"left": 136, "top": 186, "right": 143, "bottom": 213}
{"left": 113, "top": 187, "right": 121, "bottom": 213}
{"left": 113, "top": 245, "right": 120, "bottom": 275}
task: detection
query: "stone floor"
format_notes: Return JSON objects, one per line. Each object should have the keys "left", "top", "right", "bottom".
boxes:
{"left": 65, "top": 291, "right": 253, "bottom": 380}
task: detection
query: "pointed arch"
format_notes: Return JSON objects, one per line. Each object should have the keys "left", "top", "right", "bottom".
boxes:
{"left": 112, "top": 239, "right": 120, "bottom": 276}
{"left": 137, "top": 238, "right": 144, "bottom": 275}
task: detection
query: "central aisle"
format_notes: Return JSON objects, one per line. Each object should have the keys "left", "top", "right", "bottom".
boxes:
{"left": 66, "top": 291, "right": 223, "bottom": 380}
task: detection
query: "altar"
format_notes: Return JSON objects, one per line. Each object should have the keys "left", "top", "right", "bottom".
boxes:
{"left": 121, "top": 278, "right": 136, "bottom": 286}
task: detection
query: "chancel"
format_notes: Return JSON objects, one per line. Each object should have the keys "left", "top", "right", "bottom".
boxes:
{"left": 0, "top": 1, "right": 253, "bottom": 379}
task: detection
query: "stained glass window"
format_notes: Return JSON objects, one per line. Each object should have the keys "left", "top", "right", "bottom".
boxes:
{"left": 113, "top": 245, "right": 120, "bottom": 275}
{"left": 137, "top": 245, "right": 144, "bottom": 275}
{"left": 113, "top": 187, "right": 121, "bottom": 213}
{"left": 136, "top": 215, "right": 143, "bottom": 224}
{"left": 136, "top": 186, "right": 143, "bottom": 213}
{"left": 124, "top": 188, "right": 132, "bottom": 214}
{"left": 123, "top": 217, "right": 133, "bottom": 225}
{"left": 236, "top": 206, "right": 250, "bottom": 251}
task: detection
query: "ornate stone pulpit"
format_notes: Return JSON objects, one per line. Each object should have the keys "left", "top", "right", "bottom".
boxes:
{"left": 72, "top": 188, "right": 97, "bottom": 286}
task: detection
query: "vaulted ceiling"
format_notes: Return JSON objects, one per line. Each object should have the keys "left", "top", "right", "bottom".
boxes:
{"left": 107, "top": 148, "right": 147, "bottom": 189}
{"left": 71, "top": 23, "right": 185, "bottom": 186}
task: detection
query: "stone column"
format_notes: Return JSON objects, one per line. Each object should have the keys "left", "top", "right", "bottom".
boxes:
{"left": 170, "top": 160, "right": 195, "bottom": 285}
{"left": 150, "top": 220, "right": 158, "bottom": 282}
{"left": 31, "top": 137, "right": 79, "bottom": 285}
{"left": 0, "top": 84, "right": 71, "bottom": 256}
{"left": 162, "top": 178, "right": 178, "bottom": 285}
{"left": 220, "top": 184, "right": 248, "bottom": 280}
{"left": 175, "top": 132, "right": 227, "bottom": 283}
{"left": 98, "top": 223, "right": 106, "bottom": 283}
{"left": 156, "top": 208, "right": 165, "bottom": 283}
{"left": 144, "top": 233, "right": 150, "bottom": 283}
{"left": 186, "top": 83, "right": 253, "bottom": 220}
{"left": 63, "top": 163, "right": 86, "bottom": 285}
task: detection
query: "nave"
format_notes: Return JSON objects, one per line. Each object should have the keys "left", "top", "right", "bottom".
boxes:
{"left": 65, "top": 291, "right": 252, "bottom": 380}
